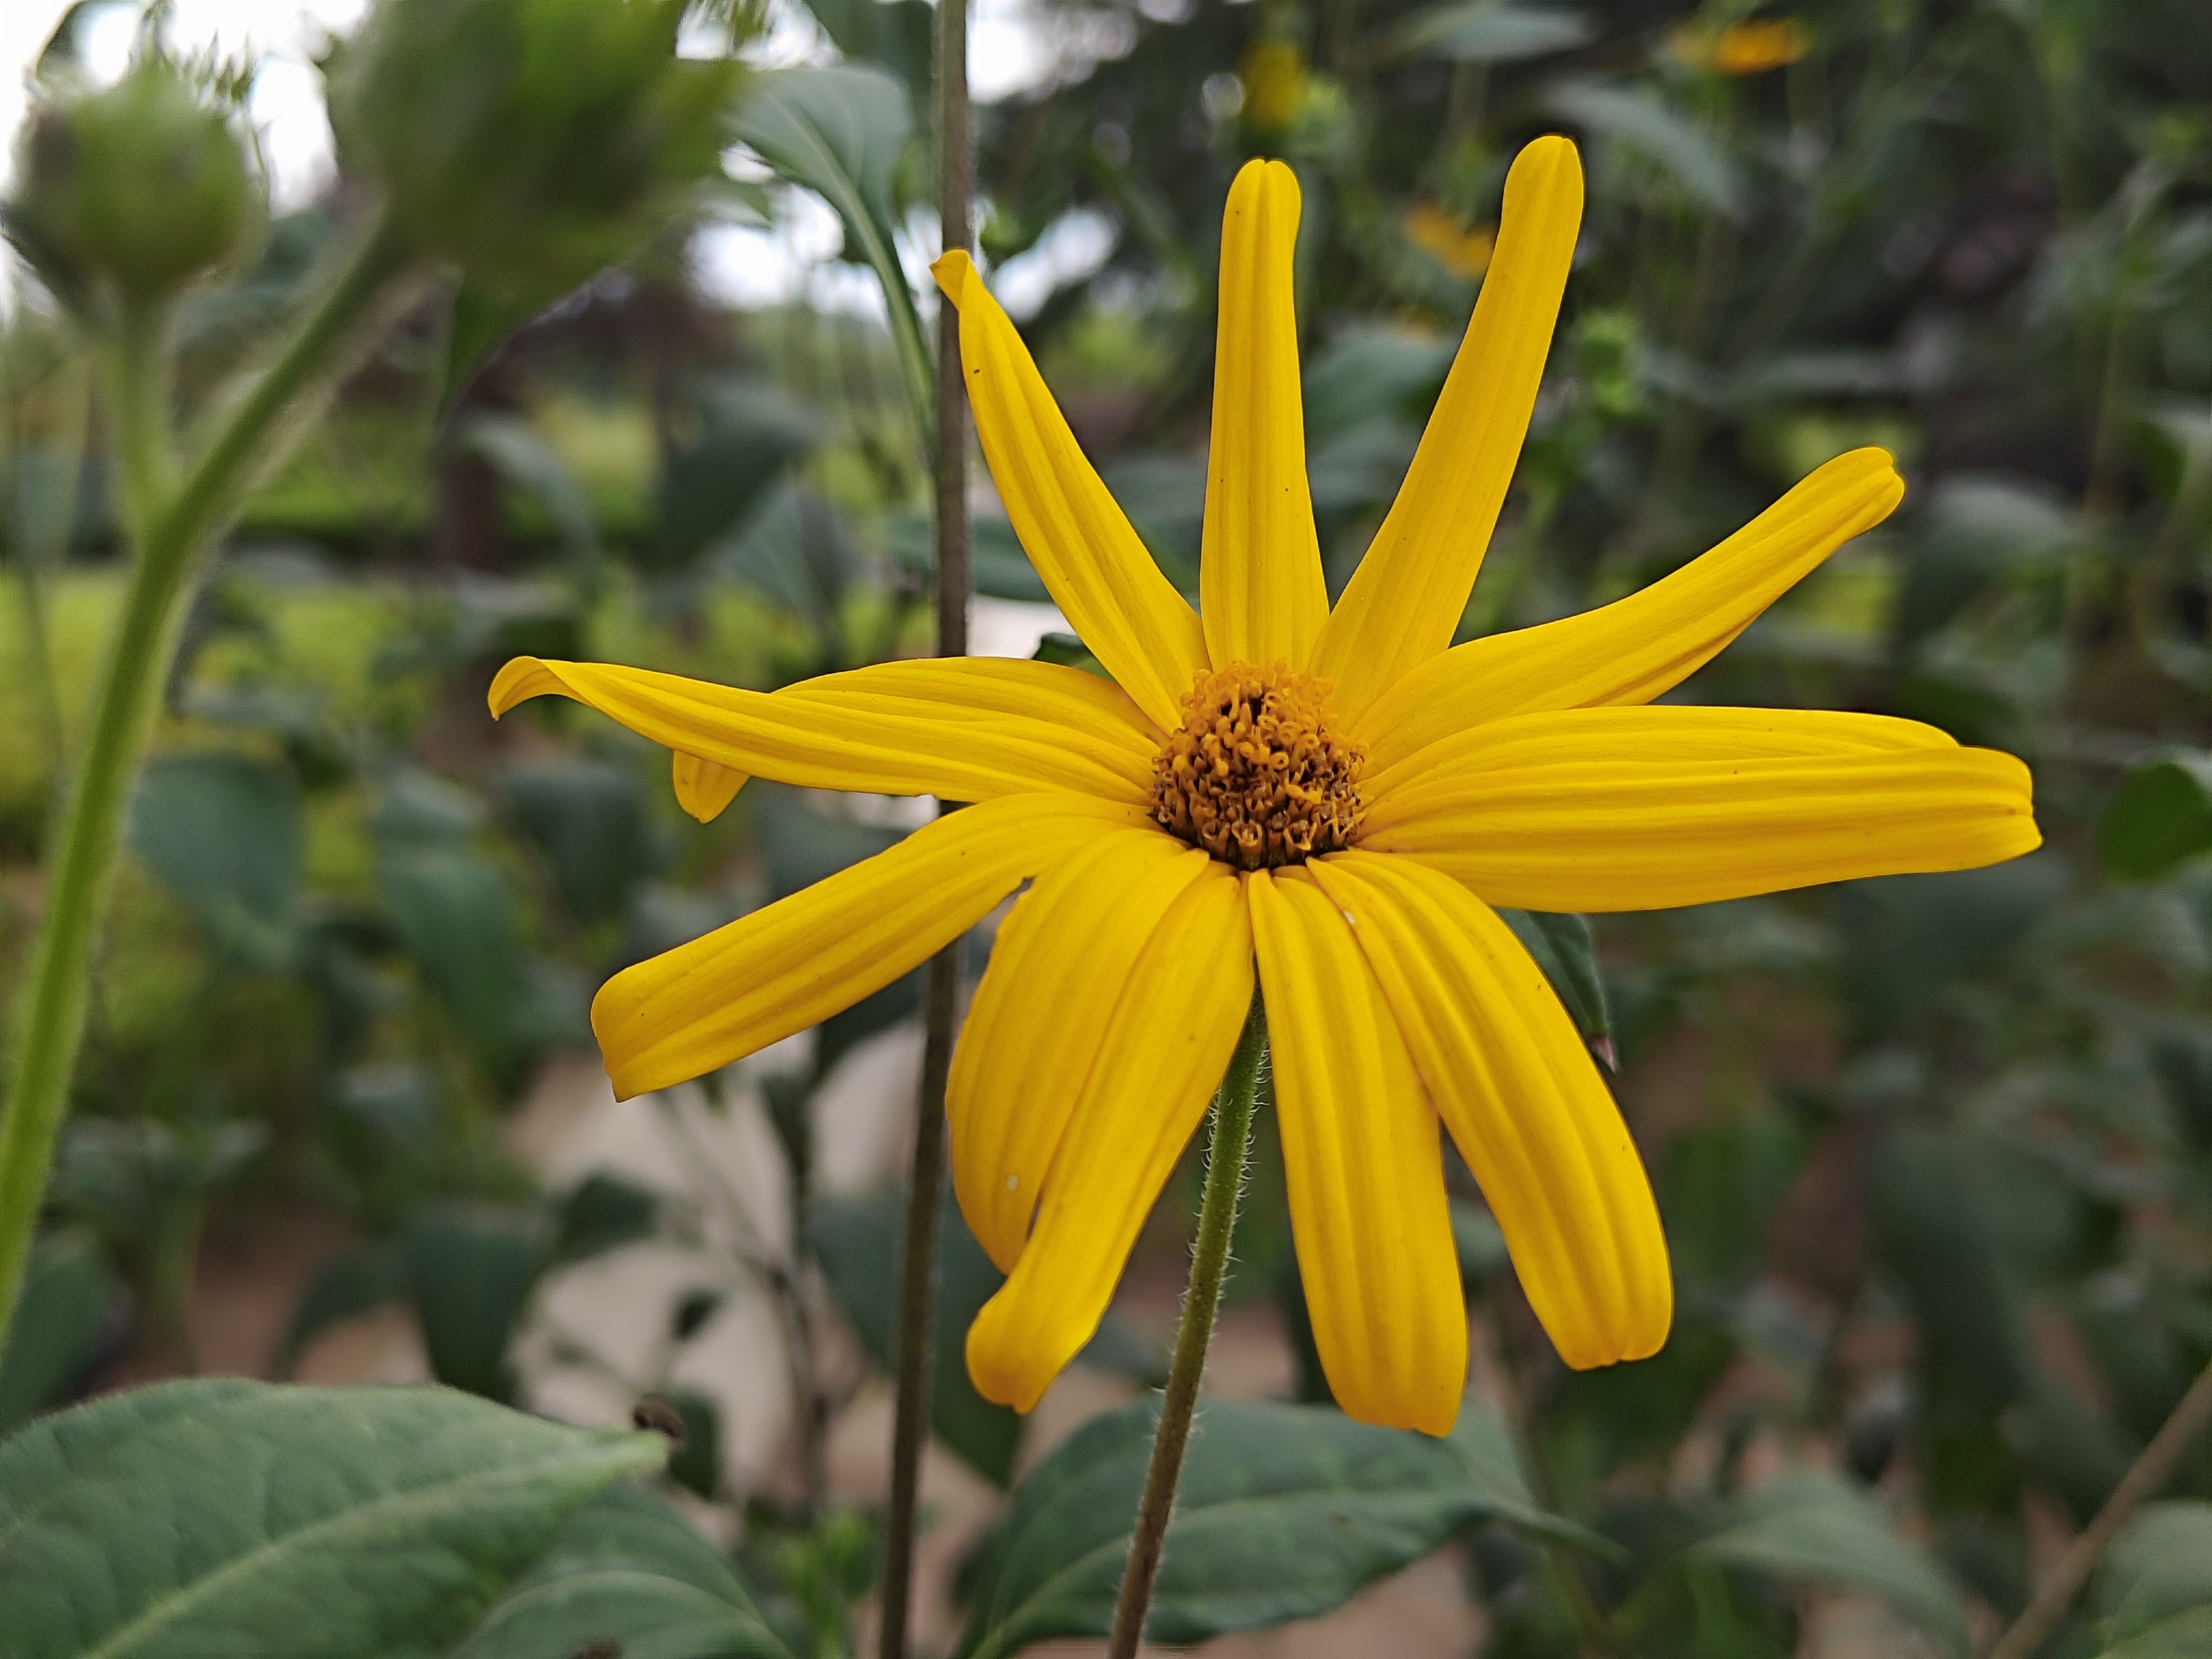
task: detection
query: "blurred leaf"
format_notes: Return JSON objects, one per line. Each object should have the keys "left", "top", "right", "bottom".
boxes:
{"left": 1450, "top": 1196, "right": 1510, "bottom": 1281}
{"left": 715, "top": 484, "right": 856, "bottom": 632}
{"left": 815, "top": 970, "right": 922, "bottom": 1080}
{"left": 402, "top": 1206, "right": 552, "bottom": 1403}
{"left": 2093, "top": 1501, "right": 2212, "bottom": 1656}
{"left": 1695, "top": 1471, "right": 1968, "bottom": 1653}
{"left": 460, "top": 412, "right": 598, "bottom": 568}
{"left": 1545, "top": 82, "right": 1745, "bottom": 218}
{"left": 1301, "top": 324, "right": 1453, "bottom": 444}
{"left": 274, "top": 1238, "right": 407, "bottom": 1378}
{"left": 808, "top": 1186, "right": 1021, "bottom": 1486}
{"left": 502, "top": 757, "right": 659, "bottom": 927}
{"left": 128, "top": 751, "right": 302, "bottom": 968}
{"left": 731, "top": 66, "right": 932, "bottom": 439}
{"left": 1833, "top": 857, "right": 2068, "bottom": 1036}
{"left": 450, "top": 1482, "right": 795, "bottom": 1658}
{"left": 1660, "top": 1114, "right": 1808, "bottom": 1292}
{"left": 795, "top": 0, "right": 934, "bottom": 117}
{"left": 1031, "top": 631, "right": 1106, "bottom": 677}
{"left": 1390, "top": 3, "right": 1593, "bottom": 63}
{"left": 661, "top": 1390, "right": 723, "bottom": 1502}
{"left": 2099, "top": 754, "right": 2212, "bottom": 882}
{"left": 883, "top": 511, "right": 1049, "bottom": 603}
{"left": 0, "top": 1232, "right": 118, "bottom": 1434}
{"left": 0, "top": 1379, "right": 662, "bottom": 1658}
{"left": 655, "top": 379, "right": 820, "bottom": 571}
{"left": 551, "top": 1172, "right": 662, "bottom": 1265}
{"left": 379, "top": 842, "right": 527, "bottom": 1085}
{"left": 749, "top": 785, "right": 905, "bottom": 900}
{"left": 1893, "top": 477, "right": 2075, "bottom": 649}
{"left": 1498, "top": 908, "right": 1611, "bottom": 1044}
{"left": 438, "top": 280, "right": 538, "bottom": 422}
{"left": 955, "top": 1398, "right": 1590, "bottom": 1658}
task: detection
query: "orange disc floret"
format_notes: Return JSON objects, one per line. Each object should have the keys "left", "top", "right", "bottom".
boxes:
{"left": 1149, "top": 662, "right": 1364, "bottom": 869}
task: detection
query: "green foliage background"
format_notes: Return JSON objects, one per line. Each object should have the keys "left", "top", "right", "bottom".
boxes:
{"left": 4, "top": 0, "right": 2212, "bottom": 1655}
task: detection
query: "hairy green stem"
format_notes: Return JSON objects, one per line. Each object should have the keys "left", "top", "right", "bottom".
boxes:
{"left": 0, "top": 217, "right": 411, "bottom": 1358}
{"left": 875, "top": 0, "right": 971, "bottom": 1649}
{"left": 1988, "top": 1357, "right": 2212, "bottom": 1659}
{"left": 1108, "top": 994, "right": 1269, "bottom": 1659}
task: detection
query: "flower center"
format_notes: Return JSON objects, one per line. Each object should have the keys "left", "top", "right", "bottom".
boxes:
{"left": 1149, "top": 662, "right": 1365, "bottom": 869}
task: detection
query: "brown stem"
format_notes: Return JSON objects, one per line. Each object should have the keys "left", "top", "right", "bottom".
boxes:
{"left": 875, "top": 0, "right": 970, "bottom": 1649}
{"left": 1987, "top": 1358, "right": 2212, "bottom": 1659}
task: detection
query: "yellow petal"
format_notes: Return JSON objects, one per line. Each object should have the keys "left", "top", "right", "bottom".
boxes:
{"left": 1309, "top": 852, "right": 1669, "bottom": 1368}
{"left": 948, "top": 829, "right": 1213, "bottom": 1272}
{"left": 1313, "top": 138, "right": 1583, "bottom": 722}
{"left": 966, "top": 864, "right": 1252, "bottom": 1412}
{"left": 491, "top": 654, "right": 1156, "bottom": 804}
{"left": 1348, "top": 447, "right": 1906, "bottom": 759}
{"left": 1248, "top": 867, "right": 1465, "bottom": 1434}
{"left": 933, "top": 251, "right": 1209, "bottom": 730}
{"left": 1363, "top": 704, "right": 1956, "bottom": 802}
{"left": 592, "top": 794, "right": 1148, "bottom": 1098}
{"left": 1201, "top": 160, "right": 1329, "bottom": 671}
{"left": 671, "top": 752, "right": 746, "bottom": 822}
{"left": 1360, "top": 746, "right": 2040, "bottom": 912}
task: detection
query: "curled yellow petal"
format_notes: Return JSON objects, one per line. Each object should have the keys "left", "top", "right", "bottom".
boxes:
{"left": 933, "top": 251, "right": 1209, "bottom": 730}
{"left": 490, "top": 654, "right": 1156, "bottom": 804}
{"left": 1314, "top": 137, "right": 1583, "bottom": 721}
{"left": 1363, "top": 704, "right": 1955, "bottom": 803}
{"left": 1201, "top": 159, "right": 1328, "bottom": 671}
{"left": 671, "top": 751, "right": 746, "bottom": 822}
{"left": 1310, "top": 852, "right": 1670, "bottom": 1368}
{"left": 592, "top": 794, "right": 1147, "bottom": 1098}
{"left": 948, "top": 829, "right": 1212, "bottom": 1273}
{"left": 1248, "top": 867, "right": 1465, "bottom": 1434}
{"left": 965, "top": 865, "right": 1252, "bottom": 1412}
{"left": 1350, "top": 447, "right": 1906, "bottom": 763}
{"left": 1360, "top": 746, "right": 2040, "bottom": 912}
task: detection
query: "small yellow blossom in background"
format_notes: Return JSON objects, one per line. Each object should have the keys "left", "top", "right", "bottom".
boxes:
{"left": 1675, "top": 17, "right": 1812, "bottom": 76}
{"left": 1240, "top": 39, "right": 1306, "bottom": 133}
{"left": 1403, "top": 202, "right": 1496, "bottom": 280}
{"left": 490, "top": 138, "right": 2039, "bottom": 1435}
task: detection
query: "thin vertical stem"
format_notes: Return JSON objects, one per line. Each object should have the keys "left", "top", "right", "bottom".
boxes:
{"left": 1108, "top": 995, "right": 1269, "bottom": 1659}
{"left": 876, "top": 1, "right": 970, "bottom": 1653}
{"left": 1988, "top": 1358, "right": 2212, "bottom": 1659}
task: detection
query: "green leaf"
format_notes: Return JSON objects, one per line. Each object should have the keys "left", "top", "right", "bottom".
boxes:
{"left": 402, "top": 1206, "right": 553, "bottom": 1403}
{"left": 1390, "top": 3, "right": 1594, "bottom": 63}
{"left": 128, "top": 751, "right": 302, "bottom": 968}
{"left": 437, "top": 279, "right": 539, "bottom": 423}
{"left": 459, "top": 412, "right": 599, "bottom": 569}
{"left": 2093, "top": 1502, "right": 2212, "bottom": 1656}
{"left": 2098, "top": 754, "right": 2212, "bottom": 882}
{"left": 730, "top": 66, "right": 932, "bottom": 443}
{"left": 655, "top": 379, "right": 820, "bottom": 573}
{"left": 501, "top": 757, "right": 660, "bottom": 927}
{"left": 1695, "top": 1471, "right": 1967, "bottom": 1654}
{"left": 450, "top": 1483, "right": 795, "bottom": 1659}
{"left": 0, "top": 1379, "right": 663, "bottom": 1659}
{"left": 0, "top": 1232, "right": 118, "bottom": 1434}
{"left": 274, "top": 1239, "right": 407, "bottom": 1378}
{"left": 551, "top": 1173, "right": 663, "bottom": 1265}
{"left": 1497, "top": 908, "right": 1611, "bottom": 1045}
{"left": 378, "top": 842, "right": 527, "bottom": 1086}
{"left": 808, "top": 1186, "right": 1021, "bottom": 1486}
{"left": 954, "top": 1398, "right": 1587, "bottom": 1658}
{"left": 1545, "top": 81, "right": 1745, "bottom": 218}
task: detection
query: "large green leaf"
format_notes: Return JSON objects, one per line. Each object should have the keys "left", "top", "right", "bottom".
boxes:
{"left": 808, "top": 1186, "right": 1021, "bottom": 1486}
{"left": 378, "top": 842, "right": 527, "bottom": 1084}
{"left": 730, "top": 66, "right": 932, "bottom": 444}
{"left": 954, "top": 1398, "right": 1586, "bottom": 1658}
{"left": 127, "top": 750, "right": 302, "bottom": 968}
{"left": 0, "top": 1379, "right": 663, "bottom": 1659}
{"left": 501, "top": 757, "right": 660, "bottom": 927}
{"left": 450, "top": 1483, "right": 794, "bottom": 1659}
{"left": 2093, "top": 1502, "right": 2212, "bottom": 1657}
{"left": 1694, "top": 1471, "right": 1967, "bottom": 1653}
{"left": 2098, "top": 754, "right": 2212, "bottom": 882}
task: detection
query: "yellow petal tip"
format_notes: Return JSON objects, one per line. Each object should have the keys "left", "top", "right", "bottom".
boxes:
{"left": 931, "top": 248, "right": 976, "bottom": 304}
{"left": 488, "top": 656, "right": 561, "bottom": 719}
{"left": 672, "top": 751, "right": 746, "bottom": 823}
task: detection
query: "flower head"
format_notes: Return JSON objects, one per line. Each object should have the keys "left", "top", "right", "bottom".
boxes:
{"left": 490, "top": 139, "right": 2038, "bottom": 1434}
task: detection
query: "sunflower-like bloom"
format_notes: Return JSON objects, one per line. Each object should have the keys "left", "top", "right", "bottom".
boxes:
{"left": 489, "top": 139, "right": 2038, "bottom": 1434}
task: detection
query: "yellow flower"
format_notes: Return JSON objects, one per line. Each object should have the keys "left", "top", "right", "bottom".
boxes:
{"left": 1676, "top": 18, "right": 1813, "bottom": 76}
{"left": 489, "top": 139, "right": 2038, "bottom": 1434}
{"left": 1402, "top": 202, "right": 1496, "bottom": 281}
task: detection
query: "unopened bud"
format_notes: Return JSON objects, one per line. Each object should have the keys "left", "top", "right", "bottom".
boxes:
{"left": 326, "top": 0, "right": 740, "bottom": 301}
{"left": 5, "top": 59, "right": 259, "bottom": 308}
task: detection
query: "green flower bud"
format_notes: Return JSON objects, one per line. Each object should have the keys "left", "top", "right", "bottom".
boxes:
{"left": 327, "top": 0, "right": 741, "bottom": 302}
{"left": 5, "top": 59, "right": 260, "bottom": 309}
